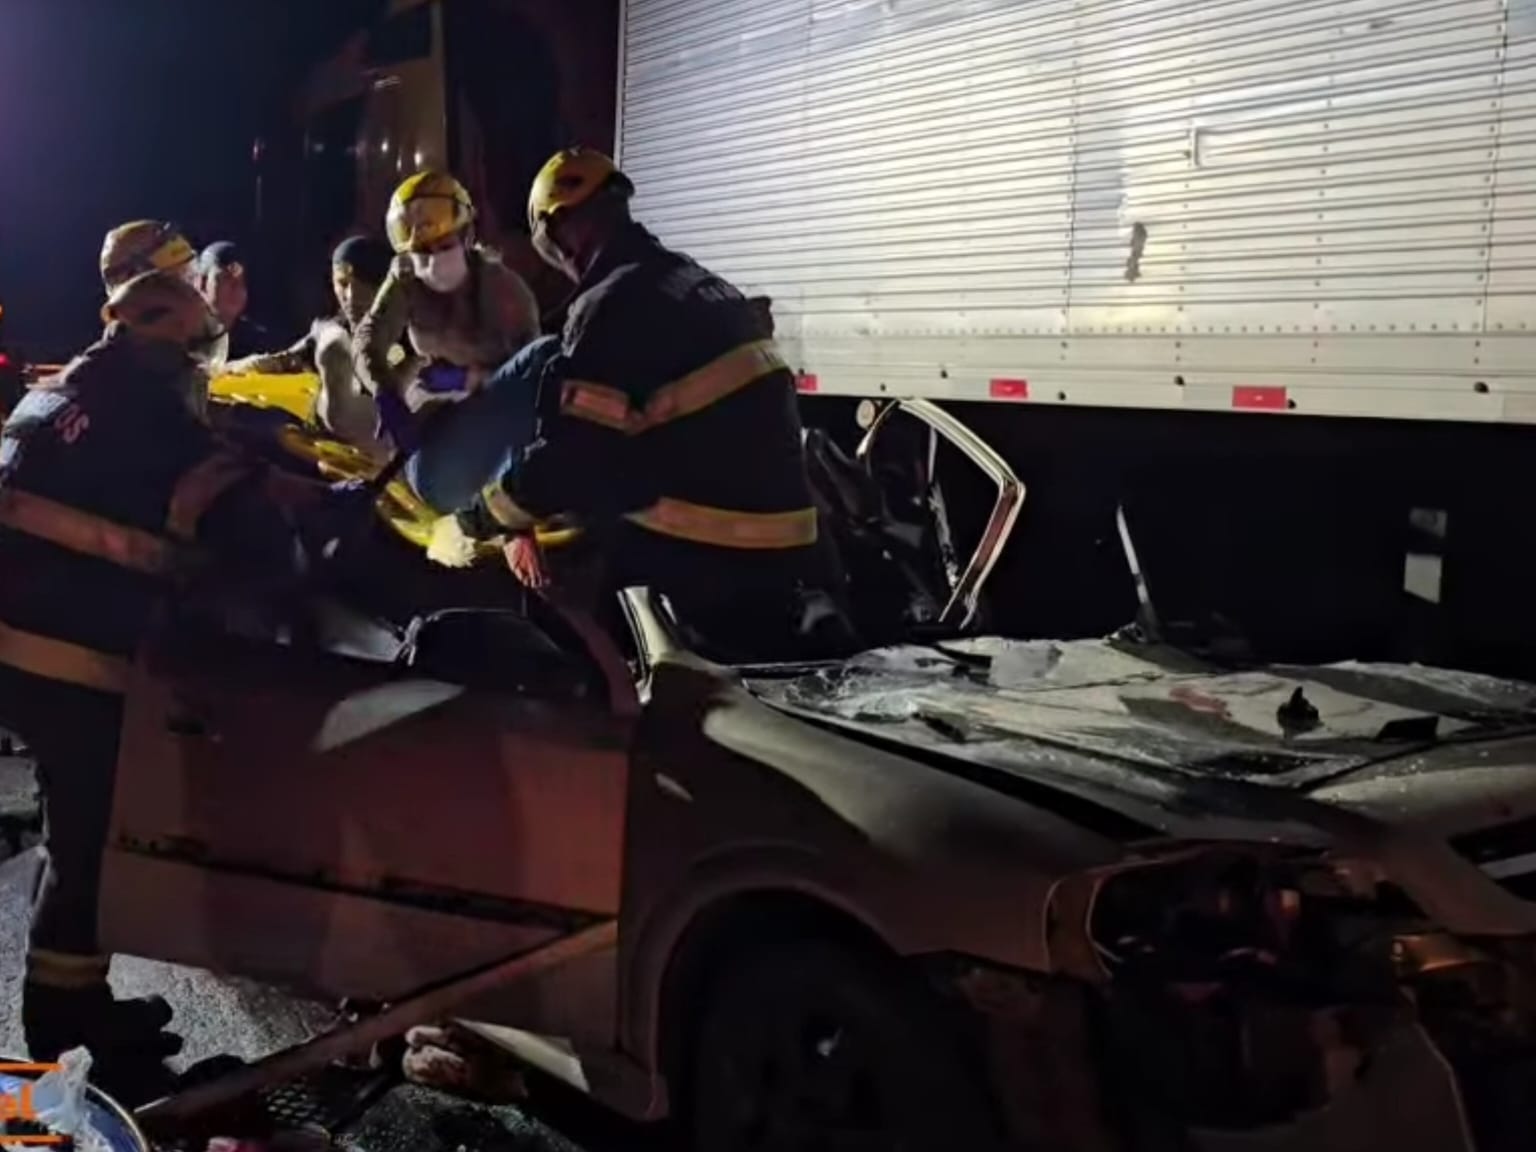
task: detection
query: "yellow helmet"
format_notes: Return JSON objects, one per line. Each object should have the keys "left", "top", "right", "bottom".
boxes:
{"left": 527, "top": 148, "right": 634, "bottom": 232}
{"left": 101, "top": 270, "right": 221, "bottom": 349}
{"left": 100, "top": 220, "right": 197, "bottom": 294}
{"left": 386, "top": 171, "right": 475, "bottom": 254}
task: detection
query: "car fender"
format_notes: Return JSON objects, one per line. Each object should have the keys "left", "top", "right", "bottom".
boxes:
{"left": 618, "top": 658, "right": 1130, "bottom": 1076}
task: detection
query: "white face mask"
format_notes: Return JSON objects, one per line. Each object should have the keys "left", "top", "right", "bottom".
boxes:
{"left": 411, "top": 245, "right": 470, "bottom": 293}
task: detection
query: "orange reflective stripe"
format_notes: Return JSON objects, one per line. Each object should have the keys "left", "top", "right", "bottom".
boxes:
{"left": 642, "top": 340, "right": 786, "bottom": 431}
{"left": 166, "top": 451, "right": 257, "bottom": 541}
{"left": 626, "top": 497, "right": 817, "bottom": 550}
{"left": 560, "top": 379, "right": 633, "bottom": 432}
{"left": 0, "top": 489, "right": 174, "bottom": 575}
{"left": 0, "top": 620, "right": 130, "bottom": 693}
{"left": 559, "top": 341, "right": 789, "bottom": 436}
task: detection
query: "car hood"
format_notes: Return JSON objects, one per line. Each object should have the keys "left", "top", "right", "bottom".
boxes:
{"left": 745, "top": 637, "right": 1536, "bottom": 858}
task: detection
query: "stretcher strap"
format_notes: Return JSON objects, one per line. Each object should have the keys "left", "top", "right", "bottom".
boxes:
{"left": 0, "top": 489, "right": 174, "bottom": 575}
{"left": 560, "top": 340, "right": 787, "bottom": 435}
{"left": 626, "top": 497, "right": 817, "bottom": 550}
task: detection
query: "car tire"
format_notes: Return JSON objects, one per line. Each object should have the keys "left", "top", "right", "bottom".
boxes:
{"left": 689, "top": 937, "right": 1003, "bottom": 1152}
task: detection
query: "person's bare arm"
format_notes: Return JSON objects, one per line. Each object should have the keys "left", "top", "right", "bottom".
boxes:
{"left": 224, "top": 332, "right": 315, "bottom": 377}
{"left": 354, "top": 263, "right": 414, "bottom": 398}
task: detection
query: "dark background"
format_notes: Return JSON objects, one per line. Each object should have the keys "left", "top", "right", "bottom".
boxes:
{"left": 0, "top": 0, "right": 388, "bottom": 361}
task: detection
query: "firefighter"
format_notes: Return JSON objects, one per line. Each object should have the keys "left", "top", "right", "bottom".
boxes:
{"left": 446, "top": 149, "right": 850, "bottom": 660}
{"left": 222, "top": 235, "right": 395, "bottom": 458}
{"left": 0, "top": 269, "right": 363, "bottom": 1106}
{"left": 355, "top": 171, "right": 540, "bottom": 448}
{"left": 399, "top": 150, "right": 854, "bottom": 1099}
{"left": 98, "top": 219, "right": 199, "bottom": 295}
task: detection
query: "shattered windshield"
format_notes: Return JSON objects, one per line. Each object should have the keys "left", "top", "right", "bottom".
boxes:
{"left": 747, "top": 636, "right": 1536, "bottom": 793}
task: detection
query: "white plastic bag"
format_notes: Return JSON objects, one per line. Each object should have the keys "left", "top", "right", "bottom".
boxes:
{"left": 9, "top": 1047, "right": 113, "bottom": 1152}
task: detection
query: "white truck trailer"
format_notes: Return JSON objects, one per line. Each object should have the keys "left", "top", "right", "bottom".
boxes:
{"left": 266, "top": 0, "right": 1536, "bottom": 672}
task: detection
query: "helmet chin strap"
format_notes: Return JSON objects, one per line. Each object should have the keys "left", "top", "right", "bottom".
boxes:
{"left": 533, "top": 225, "right": 581, "bottom": 282}
{"left": 186, "top": 315, "right": 227, "bottom": 360}
{"left": 179, "top": 366, "right": 212, "bottom": 423}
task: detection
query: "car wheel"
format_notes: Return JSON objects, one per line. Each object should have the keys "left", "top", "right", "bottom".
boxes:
{"left": 689, "top": 938, "right": 1001, "bottom": 1152}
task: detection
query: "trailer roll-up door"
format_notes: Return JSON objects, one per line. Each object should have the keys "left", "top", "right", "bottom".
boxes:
{"left": 616, "top": 0, "right": 1536, "bottom": 423}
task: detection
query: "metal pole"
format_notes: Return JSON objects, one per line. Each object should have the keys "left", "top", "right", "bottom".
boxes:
{"left": 135, "top": 919, "right": 617, "bottom": 1132}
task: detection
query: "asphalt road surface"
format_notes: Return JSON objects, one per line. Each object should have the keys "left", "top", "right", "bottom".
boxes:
{"left": 0, "top": 755, "right": 663, "bottom": 1151}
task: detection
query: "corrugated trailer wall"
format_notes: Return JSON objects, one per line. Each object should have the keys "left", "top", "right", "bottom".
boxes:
{"left": 617, "top": 0, "right": 1536, "bottom": 424}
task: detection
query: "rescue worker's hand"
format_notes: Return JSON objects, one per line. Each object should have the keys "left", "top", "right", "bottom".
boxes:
{"left": 426, "top": 514, "right": 483, "bottom": 568}
{"left": 504, "top": 531, "right": 549, "bottom": 589}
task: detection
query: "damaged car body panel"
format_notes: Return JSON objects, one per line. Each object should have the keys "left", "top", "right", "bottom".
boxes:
{"left": 94, "top": 395, "right": 1536, "bottom": 1151}
{"left": 100, "top": 605, "right": 634, "bottom": 1020}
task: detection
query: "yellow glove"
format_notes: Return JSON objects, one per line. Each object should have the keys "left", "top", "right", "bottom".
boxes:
{"left": 426, "top": 515, "right": 486, "bottom": 568}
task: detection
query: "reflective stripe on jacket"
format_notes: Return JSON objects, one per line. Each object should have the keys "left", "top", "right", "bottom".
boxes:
{"left": 490, "top": 224, "right": 819, "bottom": 557}
{"left": 0, "top": 328, "right": 294, "bottom": 693}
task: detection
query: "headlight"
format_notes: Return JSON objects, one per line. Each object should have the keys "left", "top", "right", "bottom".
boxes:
{"left": 1046, "top": 842, "right": 1482, "bottom": 990}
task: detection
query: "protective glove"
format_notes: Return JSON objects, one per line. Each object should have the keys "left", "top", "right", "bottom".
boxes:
{"left": 419, "top": 361, "right": 471, "bottom": 395}
{"left": 426, "top": 513, "right": 489, "bottom": 568}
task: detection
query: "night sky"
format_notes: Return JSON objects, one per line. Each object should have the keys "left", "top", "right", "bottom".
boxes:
{"left": 0, "top": 0, "right": 386, "bottom": 360}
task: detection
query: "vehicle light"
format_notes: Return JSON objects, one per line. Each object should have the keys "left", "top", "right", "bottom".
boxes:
{"left": 1080, "top": 846, "right": 1320, "bottom": 984}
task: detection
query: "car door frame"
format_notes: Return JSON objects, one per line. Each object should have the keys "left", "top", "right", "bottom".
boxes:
{"left": 622, "top": 397, "right": 1027, "bottom": 668}
{"left": 98, "top": 595, "right": 641, "bottom": 1004}
{"left": 854, "top": 397, "right": 1026, "bottom": 632}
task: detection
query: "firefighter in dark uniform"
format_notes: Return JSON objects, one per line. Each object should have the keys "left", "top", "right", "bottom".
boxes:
{"left": 0, "top": 269, "right": 354, "bottom": 1105}
{"left": 99, "top": 219, "right": 200, "bottom": 294}
{"left": 442, "top": 148, "right": 850, "bottom": 663}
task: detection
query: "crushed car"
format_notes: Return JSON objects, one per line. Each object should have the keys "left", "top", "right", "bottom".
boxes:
{"left": 75, "top": 387, "right": 1536, "bottom": 1152}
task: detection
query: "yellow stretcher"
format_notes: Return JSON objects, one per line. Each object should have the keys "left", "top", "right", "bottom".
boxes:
{"left": 208, "top": 372, "right": 579, "bottom": 558}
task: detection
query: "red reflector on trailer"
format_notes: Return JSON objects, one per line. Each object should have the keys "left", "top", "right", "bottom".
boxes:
{"left": 989, "top": 378, "right": 1029, "bottom": 400}
{"left": 1232, "top": 386, "right": 1288, "bottom": 410}
{"left": 796, "top": 373, "right": 819, "bottom": 393}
